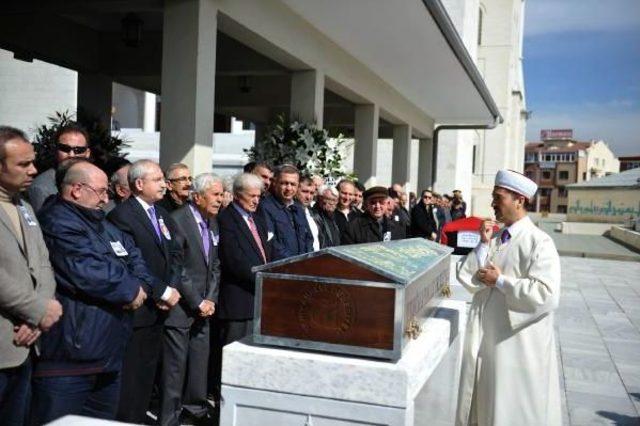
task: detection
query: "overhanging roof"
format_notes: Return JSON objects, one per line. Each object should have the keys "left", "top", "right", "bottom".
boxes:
{"left": 281, "top": 0, "right": 501, "bottom": 126}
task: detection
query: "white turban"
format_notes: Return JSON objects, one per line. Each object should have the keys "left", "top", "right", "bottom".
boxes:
{"left": 494, "top": 169, "right": 538, "bottom": 200}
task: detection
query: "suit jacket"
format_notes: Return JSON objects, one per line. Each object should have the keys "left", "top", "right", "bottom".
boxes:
{"left": 411, "top": 201, "right": 438, "bottom": 240}
{"left": 258, "top": 196, "right": 313, "bottom": 260}
{"left": 218, "top": 203, "right": 271, "bottom": 320}
{"left": 341, "top": 214, "right": 405, "bottom": 245}
{"left": 0, "top": 197, "right": 56, "bottom": 369}
{"left": 108, "top": 197, "right": 182, "bottom": 327}
{"left": 168, "top": 205, "right": 221, "bottom": 327}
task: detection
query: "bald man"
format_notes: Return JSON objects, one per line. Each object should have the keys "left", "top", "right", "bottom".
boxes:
{"left": 32, "top": 160, "right": 157, "bottom": 423}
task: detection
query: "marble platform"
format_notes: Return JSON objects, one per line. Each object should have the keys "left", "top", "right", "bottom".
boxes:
{"left": 220, "top": 299, "right": 466, "bottom": 426}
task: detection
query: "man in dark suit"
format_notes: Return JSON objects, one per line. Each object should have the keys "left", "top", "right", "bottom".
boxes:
{"left": 313, "top": 186, "right": 340, "bottom": 247}
{"left": 108, "top": 159, "right": 182, "bottom": 424}
{"left": 160, "top": 173, "right": 222, "bottom": 426}
{"left": 218, "top": 173, "right": 271, "bottom": 344}
{"left": 342, "top": 186, "right": 404, "bottom": 245}
{"left": 335, "top": 179, "right": 359, "bottom": 233}
{"left": 411, "top": 189, "right": 439, "bottom": 241}
{"left": 257, "top": 164, "right": 312, "bottom": 260}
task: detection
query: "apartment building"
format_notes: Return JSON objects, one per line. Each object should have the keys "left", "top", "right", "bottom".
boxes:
{"left": 524, "top": 129, "right": 619, "bottom": 213}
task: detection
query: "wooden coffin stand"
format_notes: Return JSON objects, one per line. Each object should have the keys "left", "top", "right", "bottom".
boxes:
{"left": 252, "top": 238, "right": 453, "bottom": 361}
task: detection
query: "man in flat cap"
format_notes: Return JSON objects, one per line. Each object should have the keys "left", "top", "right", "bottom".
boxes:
{"left": 455, "top": 170, "right": 561, "bottom": 426}
{"left": 342, "top": 186, "right": 404, "bottom": 245}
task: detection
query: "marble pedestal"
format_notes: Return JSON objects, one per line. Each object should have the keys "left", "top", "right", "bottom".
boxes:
{"left": 220, "top": 300, "right": 466, "bottom": 426}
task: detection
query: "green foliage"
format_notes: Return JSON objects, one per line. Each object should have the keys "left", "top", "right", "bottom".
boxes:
{"left": 244, "top": 114, "right": 352, "bottom": 179}
{"left": 32, "top": 110, "right": 129, "bottom": 176}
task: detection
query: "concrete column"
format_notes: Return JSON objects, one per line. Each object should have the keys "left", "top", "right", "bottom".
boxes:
{"left": 353, "top": 104, "right": 379, "bottom": 187}
{"left": 417, "top": 138, "right": 433, "bottom": 192}
{"left": 159, "top": 0, "right": 217, "bottom": 175}
{"left": 290, "top": 70, "right": 324, "bottom": 127}
{"left": 391, "top": 124, "right": 412, "bottom": 188}
{"left": 143, "top": 92, "right": 157, "bottom": 132}
{"left": 77, "top": 73, "right": 112, "bottom": 129}
{"left": 253, "top": 123, "right": 267, "bottom": 153}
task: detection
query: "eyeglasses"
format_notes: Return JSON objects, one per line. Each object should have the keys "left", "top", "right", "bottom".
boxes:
{"left": 80, "top": 183, "right": 108, "bottom": 198}
{"left": 57, "top": 143, "right": 89, "bottom": 155}
{"left": 168, "top": 176, "right": 192, "bottom": 183}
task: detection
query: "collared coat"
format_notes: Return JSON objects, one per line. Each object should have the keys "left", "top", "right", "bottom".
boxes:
{"left": 341, "top": 213, "right": 405, "bottom": 245}
{"left": 0, "top": 197, "right": 56, "bottom": 369}
{"left": 257, "top": 195, "right": 313, "bottom": 260}
{"left": 455, "top": 216, "right": 562, "bottom": 426}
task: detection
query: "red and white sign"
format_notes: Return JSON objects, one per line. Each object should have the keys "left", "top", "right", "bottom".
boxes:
{"left": 541, "top": 129, "right": 573, "bottom": 140}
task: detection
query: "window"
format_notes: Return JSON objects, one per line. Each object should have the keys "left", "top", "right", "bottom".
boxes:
{"left": 542, "top": 171, "right": 551, "bottom": 180}
{"left": 558, "top": 187, "right": 568, "bottom": 197}
{"left": 559, "top": 171, "right": 569, "bottom": 180}
{"left": 582, "top": 172, "right": 587, "bottom": 180}
{"left": 477, "top": 8, "right": 483, "bottom": 45}
{"left": 557, "top": 205, "right": 567, "bottom": 214}
{"left": 472, "top": 145, "right": 477, "bottom": 174}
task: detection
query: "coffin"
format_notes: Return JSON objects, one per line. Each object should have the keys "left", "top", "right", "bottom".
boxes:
{"left": 252, "top": 238, "right": 453, "bottom": 360}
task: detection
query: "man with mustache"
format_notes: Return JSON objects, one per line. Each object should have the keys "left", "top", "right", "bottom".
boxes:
{"left": 455, "top": 169, "right": 561, "bottom": 426}
{"left": 108, "top": 159, "right": 182, "bottom": 423}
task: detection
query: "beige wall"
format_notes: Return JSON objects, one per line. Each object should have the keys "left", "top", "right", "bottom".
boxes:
{"left": 586, "top": 141, "right": 620, "bottom": 179}
{"left": 568, "top": 188, "right": 640, "bottom": 223}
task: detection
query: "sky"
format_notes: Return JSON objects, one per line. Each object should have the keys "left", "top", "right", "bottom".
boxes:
{"left": 523, "top": 0, "right": 640, "bottom": 156}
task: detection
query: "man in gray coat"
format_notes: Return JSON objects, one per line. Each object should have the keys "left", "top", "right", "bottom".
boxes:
{"left": 0, "top": 126, "right": 62, "bottom": 424}
{"left": 160, "top": 173, "right": 223, "bottom": 425}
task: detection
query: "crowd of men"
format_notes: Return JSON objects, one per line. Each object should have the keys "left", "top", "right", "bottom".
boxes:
{"left": 0, "top": 122, "right": 468, "bottom": 425}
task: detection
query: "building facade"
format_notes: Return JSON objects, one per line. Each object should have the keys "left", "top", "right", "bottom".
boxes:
{"left": 524, "top": 130, "right": 620, "bottom": 213}
{"left": 436, "top": 0, "right": 528, "bottom": 217}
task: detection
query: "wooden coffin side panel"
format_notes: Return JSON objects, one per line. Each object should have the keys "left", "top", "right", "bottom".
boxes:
{"left": 260, "top": 278, "right": 396, "bottom": 350}
{"left": 266, "top": 254, "right": 393, "bottom": 283}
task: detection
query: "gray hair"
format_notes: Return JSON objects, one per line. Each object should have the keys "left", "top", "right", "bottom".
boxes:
{"left": 128, "top": 159, "right": 160, "bottom": 189}
{"left": 165, "top": 162, "right": 189, "bottom": 179}
{"left": 190, "top": 173, "right": 224, "bottom": 198}
{"left": 319, "top": 185, "right": 338, "bottom": 198}
{"left": 232, "top": 173, "right": 263, "bottom": 196}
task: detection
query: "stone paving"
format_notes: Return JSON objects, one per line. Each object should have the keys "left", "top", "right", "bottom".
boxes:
{"left": 440, "top": 256, "right": 640, "bottom": 426}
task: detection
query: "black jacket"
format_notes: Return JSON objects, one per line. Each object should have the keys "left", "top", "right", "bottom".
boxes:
{"left": 342, "top": 214, "right": 405, "bottom": 245}
{"left": 334, "top": 207, "right": 359, "bottom": 235}
{"left": 313, "top": 206, "right": 341, "bottom": 248}
{"left": 108, "top": 197, "right": 182, "bottom": 327}
{"left": 411, "top": 201, "right": 438, "bottom": 240}
{"left": 218, "top": 203, "right": 272, "bottom": 320}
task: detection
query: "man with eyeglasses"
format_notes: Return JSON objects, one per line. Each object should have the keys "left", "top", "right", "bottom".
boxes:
{"left": 32, "top": 159, "right": 152, "bottom": 423}
{"left": 410, "top": 189, "right": 438, "bottom": 241}
{"left": 108, "top": 159, "right": 182, "bottom": 423}
{"left": 28, "top": 123, "right": 91, "bottom": 212}
{"left": 342, "top": 186, "right": 404, "bottom": 245}
{"left": 157, "top": 163, "right": 192, "bottom": 212}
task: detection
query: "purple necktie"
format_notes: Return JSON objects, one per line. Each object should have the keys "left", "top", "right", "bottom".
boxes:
{"left": 199, "top": 221, "right": 210, "bottom": 261}
{"left": 500, "top": 229, "right": 511, "bottom": 244}
{"left": 147, "top": 206, "right": 162, "bottom": 240}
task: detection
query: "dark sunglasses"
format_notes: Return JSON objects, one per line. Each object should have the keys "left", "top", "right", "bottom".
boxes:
{"left": 57, "top": 143, "right": 89, "bottom": 155}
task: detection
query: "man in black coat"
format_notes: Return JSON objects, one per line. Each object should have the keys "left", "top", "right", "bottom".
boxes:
{"left": 335, "top": 179, "right": 359, "bottom": 234}
{"left": 108, "top": 160, "right": 182, "bottom": 424}
{"left": 218, "top": 173, "right": 271, "bottom": 344}
{"left": 411, "top": 189, "right": 439, "bottom": 241}
{"left": 160, "top": 173, "right": 222, "bottom": 426}
{"left": 313, "top": 186, "right": 341, "bottom": 248}
{"left": 342, "top": 186, "right": 404, "bottom": 245}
